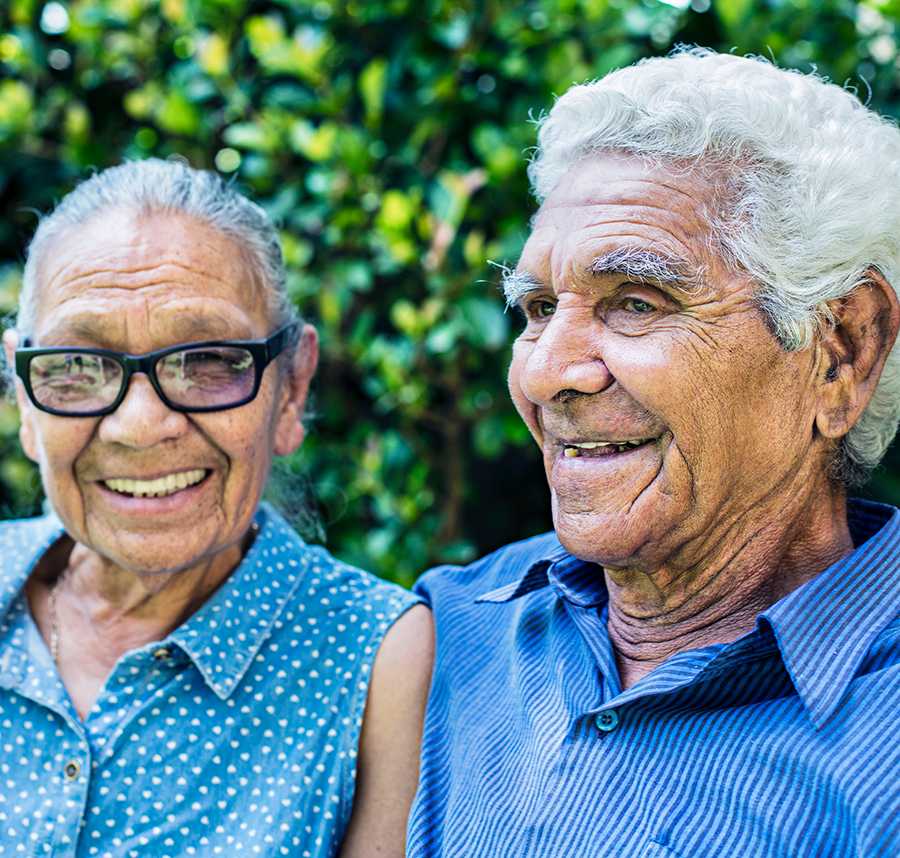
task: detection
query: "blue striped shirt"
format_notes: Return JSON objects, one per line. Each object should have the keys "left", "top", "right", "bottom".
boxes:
{"left": 408, "top": 499, "right": 900, "bottom": 857}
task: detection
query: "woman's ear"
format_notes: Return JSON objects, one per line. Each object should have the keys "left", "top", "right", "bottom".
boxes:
{"left": 2, "top": 329, "right": 38, "bottom": 462}
{"left": 273, "top": 324, "right": 319, "bottom": 456}
{"left": 815, "top": 271, "right": 900, "bottom": 439}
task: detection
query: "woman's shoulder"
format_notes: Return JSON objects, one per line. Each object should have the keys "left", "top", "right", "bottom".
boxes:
{"left": 0, "top": 512, "right": 65, "bottom": 592}
{"left": 291, "top": 542, "right": 422, "bottom": 634}
{"left": 0, "top": 511, "right": 63, "bottom": 543}
{"left": 255, "top": 503, "right": 422, "bottom": 635}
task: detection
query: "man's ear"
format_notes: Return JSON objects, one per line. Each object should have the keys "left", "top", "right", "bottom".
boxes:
{"left": 2, "top": 328, "right": 38, "bottom": 462}
{"left": 273, "top": 323, "right": 319, "bottom": 456}
{"left": 815, "top": 270, "right": 900, "bottom": 440}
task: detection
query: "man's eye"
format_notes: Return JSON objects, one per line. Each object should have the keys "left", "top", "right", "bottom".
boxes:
{"left": 527, "top": 299, "right": 556, "bottom": 319}
{"left": 623, "top": 297, "right": 655, "bottom": 313}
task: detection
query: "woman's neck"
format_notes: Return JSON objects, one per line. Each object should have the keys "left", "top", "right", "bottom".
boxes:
{"left": 28, "top": 528, "right": 253, "bottom": 719}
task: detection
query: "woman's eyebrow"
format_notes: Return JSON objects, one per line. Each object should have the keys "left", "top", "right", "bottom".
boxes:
{"left": 36, "top": 313, "right": 250, "bottom": 348}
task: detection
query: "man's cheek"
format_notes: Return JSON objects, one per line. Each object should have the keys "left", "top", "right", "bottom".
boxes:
{"left": 508, "top": 373, "right": 543, "bottom": 446}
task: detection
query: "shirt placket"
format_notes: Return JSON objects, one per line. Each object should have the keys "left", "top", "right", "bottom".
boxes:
{"left": 0, "top": 642, "right": 91, "bottom": 858}
{"left": 561, "top": 598, "right": 727, "bottom": 735}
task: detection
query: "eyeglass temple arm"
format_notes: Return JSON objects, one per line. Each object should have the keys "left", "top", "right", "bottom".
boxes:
{"left": 266, "top": 323, "right": 300, "bottom": 361}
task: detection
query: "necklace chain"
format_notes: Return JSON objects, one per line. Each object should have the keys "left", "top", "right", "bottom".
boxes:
{"left": 44, "top": 520, "right": 260, "bottom": 667}
{"left": 48, "top": 578, "right": 61, "bottom": 664}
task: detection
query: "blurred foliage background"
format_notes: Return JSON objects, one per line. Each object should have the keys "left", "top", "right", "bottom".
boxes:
{"left": 2, "top": 0, "right": 900, "bottom": 586}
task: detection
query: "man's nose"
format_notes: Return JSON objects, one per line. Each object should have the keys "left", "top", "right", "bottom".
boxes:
{"left": 97, "top": 373, "right": 190, "bottom": 448}
{"left": 518, "top": 305, "right": 615, "bottom": 405}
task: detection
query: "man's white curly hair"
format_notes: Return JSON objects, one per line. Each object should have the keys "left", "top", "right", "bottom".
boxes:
{"left": 528, "top": 47, "right": 900, "bottom": 486}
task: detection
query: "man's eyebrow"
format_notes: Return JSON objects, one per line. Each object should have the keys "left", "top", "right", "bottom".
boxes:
{"left": 589, "top": 247, "right": 705, "bottom": 293}
{"left": 501, "top": 248, "right": 705, "bottom": 309}
{"left": 501, "top": 269, "right": 546, "bottom": 308}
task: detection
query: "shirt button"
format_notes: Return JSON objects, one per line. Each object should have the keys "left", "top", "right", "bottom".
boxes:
{"left": 63, "top": 760, "right": 81, "bottom": 781}
{"left": 152, "top": 647, "right": 171, "bottom": 661}
{"left": 595, "top": 710, "right": 619, "bottom": 732}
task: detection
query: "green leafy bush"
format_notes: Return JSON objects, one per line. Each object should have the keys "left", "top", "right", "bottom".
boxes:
{"left": 2, "top": 0, "right": 899, "bottom": 585}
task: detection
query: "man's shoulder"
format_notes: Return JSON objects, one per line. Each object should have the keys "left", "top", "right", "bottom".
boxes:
{"left": 414, "top": 531, "right": 561, "bottom": 608}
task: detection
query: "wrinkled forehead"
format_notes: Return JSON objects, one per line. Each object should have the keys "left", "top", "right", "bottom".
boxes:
{"left": 522, "top": 153, "right": 730, "bottom": 276}
{"left": 30, "top": 209, "right": 270, "bottom": 343}
{"left": 535, "top": 151, "right": 728, "bottom": 218}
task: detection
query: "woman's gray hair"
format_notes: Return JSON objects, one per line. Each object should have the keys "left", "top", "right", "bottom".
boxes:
{"left": 19, "top": 158, "right": 296, "bottom": 336}
{"left": 529, "top": 46, "right": 900, "bottom": 486}
{"left": 16, "top": 158, "right": 317, "bottom": 532}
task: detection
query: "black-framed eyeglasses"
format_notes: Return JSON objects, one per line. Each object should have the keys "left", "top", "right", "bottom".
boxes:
{"left": 14, "top": 324, "right": 298, "bottom": 417}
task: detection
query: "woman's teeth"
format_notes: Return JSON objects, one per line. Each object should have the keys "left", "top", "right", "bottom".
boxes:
{"left": 563, "top": 439, "right": 653, "bottom": 458}
{"left": 104, "top": 469, "right": 207, "bottom": 498}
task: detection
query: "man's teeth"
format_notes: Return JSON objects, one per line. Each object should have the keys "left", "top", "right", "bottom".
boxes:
{"left": 563, "top": 439, "right": 653, "bottom": 457}
{"left": 104, "top": 469, "right": 207, "bottom": 498}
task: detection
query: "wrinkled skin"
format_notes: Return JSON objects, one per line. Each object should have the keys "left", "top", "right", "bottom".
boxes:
{"left": 508, "top": 153, "right": 899, "bottom": 681}
{"left": 7, "top": 209, "right": 317, "bottom": 587}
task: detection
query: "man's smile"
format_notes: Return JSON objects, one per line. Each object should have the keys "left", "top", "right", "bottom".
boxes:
{"left": 560, "top": 436, "right": 661, "bottom": 457}
{"left": 549, "top": 432, "right": 672, "bottom": 475}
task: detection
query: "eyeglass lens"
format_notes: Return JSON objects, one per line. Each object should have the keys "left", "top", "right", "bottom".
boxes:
{"left": 156, "top": 346, "right": 256, "bottom": 407}
{"left": 29, "top": 353, "right": 123, "bottom": 412}
{"left": 28, "top": 346, "right": 257, "bottom": 412}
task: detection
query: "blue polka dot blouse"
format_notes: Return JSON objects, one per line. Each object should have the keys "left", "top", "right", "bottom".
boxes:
{"left": 0, "top": 503, "right": 420, "bottom": 856}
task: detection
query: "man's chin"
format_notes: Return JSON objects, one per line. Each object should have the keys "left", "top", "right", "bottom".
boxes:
{"left": 550, "top": 495, "right": 679, "bottom": 567}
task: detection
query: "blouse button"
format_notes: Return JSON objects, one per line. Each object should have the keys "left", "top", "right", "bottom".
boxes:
{"left": 152, "top": 647, "right": 171, "bottom": 661}
{"left": 63, "top": 760, "right": 81, "bottom": 780}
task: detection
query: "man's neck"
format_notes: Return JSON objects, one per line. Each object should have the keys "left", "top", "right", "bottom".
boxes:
{"left": 605, "top": 487, "right": 854, "bottom": 691}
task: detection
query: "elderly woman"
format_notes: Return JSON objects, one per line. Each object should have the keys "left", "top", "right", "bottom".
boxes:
{"left": 0, "top": 159, "right": 432, "bottom": 856}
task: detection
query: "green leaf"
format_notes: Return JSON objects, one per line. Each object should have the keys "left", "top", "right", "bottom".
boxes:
{"left": 359, "top": 57, "right": 388, "bottom": 127}
{"left": 459, "top": 297, "right": 509, "bottom": 350}
{"left": 289, "top": 119, "right": 338, "bottom": 161}
{"left": 377, "top": 190, "right": 417, "bottom": 231}
{"left": 714, "top": 0, "right": 754, "bottom": 31}
{"left": 0, "top": 80, "right": 33, "bottom": 141}
{"left": 245, "top": 16, "right": 331, "bottom": 83}
{"left": 156, "top": 89, "right": 200, "bottom": 136}
{"left": 223, "top": 121, "right": 277, "bottom": 152}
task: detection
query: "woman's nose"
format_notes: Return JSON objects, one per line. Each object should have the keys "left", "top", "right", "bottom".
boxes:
{"left": 97, "top": 373, "right": 190, "bottom": 448}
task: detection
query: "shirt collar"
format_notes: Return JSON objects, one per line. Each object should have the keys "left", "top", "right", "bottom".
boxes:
{"left": 475, "top": 498, "right": 900, "bottom": 728}
{"left": 0, "top": 503, "right": 309, "bottom": 701}
{"left": 475, "top": 543, "right": 568, "bottom": 603}
{"left": 759, "top": 498, "right": 900, "bottom": 729}
{"left": 0, "top": 512, "right": 66, "bottom": 683}
{"left": 0, "top": 511, "right": 66, "bottom": 621}
{"left": 169, "top": 502, "right": 310, "bottom": 699}
{"left": 475, "top": 542, "right": 608, "bottom": 607}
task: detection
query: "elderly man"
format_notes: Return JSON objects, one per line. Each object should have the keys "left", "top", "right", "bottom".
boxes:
{"left": 407, "top": 49, "right": 900, "bottom": 857}
{"left": 0, "top": 159, "right": 432, "bottom": 856}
